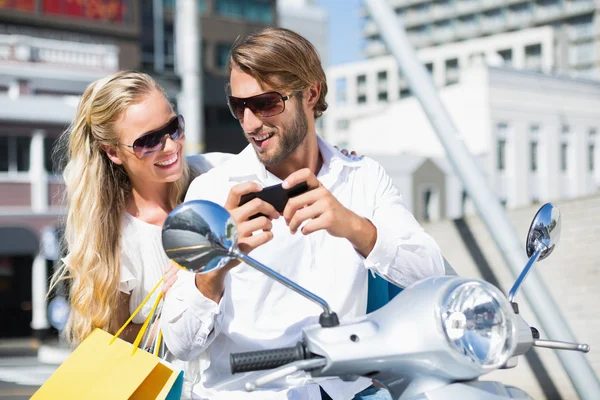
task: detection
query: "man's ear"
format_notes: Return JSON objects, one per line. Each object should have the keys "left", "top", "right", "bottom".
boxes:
{"left": 306, "top": 82, "right": 321, "bottom": 109}
{"left": 101, "top": 144, "right": 123, "bottom": 165}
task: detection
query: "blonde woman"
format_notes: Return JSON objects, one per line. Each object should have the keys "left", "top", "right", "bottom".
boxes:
{"left": 50, "top": 70, "right": 231, "bottom": 347}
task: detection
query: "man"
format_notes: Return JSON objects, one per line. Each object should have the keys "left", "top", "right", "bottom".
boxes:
{"left": 161, "top": 27, "right": 445, "bottom": 400}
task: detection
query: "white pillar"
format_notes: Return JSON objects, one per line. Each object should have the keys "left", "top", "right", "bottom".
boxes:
{"left": 31, "top": 253, "right": 49, "bottom": 331}
{"left": 176, "top": 0, "right": 203, "bottom": 155}
{"left": 30, "top": 129, "right": 48, "bottom": 213}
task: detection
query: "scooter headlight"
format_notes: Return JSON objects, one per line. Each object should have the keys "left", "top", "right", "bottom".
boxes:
{"left": 440, "top": 280, "right": 517, "bottom": 372}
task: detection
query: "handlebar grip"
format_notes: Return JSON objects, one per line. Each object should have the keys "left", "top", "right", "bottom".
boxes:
{"left": 230, "top": 342, "right": 309, "bottom": 374}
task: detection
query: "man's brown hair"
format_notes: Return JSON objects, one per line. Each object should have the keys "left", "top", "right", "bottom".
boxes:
{"left": 229, "top": 27, "right": 328, "bottom": 119}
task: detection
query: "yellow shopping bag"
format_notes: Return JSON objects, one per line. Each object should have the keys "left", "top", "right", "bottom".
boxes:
{"left": 32, "top": 279, "right": 183, "bottom": 400}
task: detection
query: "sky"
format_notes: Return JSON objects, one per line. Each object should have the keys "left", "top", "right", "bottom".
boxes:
{"left": 315, "top": 0, "right": 364, "bottom": 66}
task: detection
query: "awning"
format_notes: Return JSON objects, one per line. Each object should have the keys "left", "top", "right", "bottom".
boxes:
{"left": 0, "top": 227, "right": 39, "bottom": 256}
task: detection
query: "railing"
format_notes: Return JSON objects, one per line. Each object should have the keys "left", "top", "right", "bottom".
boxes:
{"left": 0, "top": 34, "right": 119, "bottom": 72}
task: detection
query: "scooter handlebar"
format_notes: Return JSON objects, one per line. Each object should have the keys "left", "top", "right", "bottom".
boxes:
{"left": 230, "top": 342, "right": 311, "bottom": 374}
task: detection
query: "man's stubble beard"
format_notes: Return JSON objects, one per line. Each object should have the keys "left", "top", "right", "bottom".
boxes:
{"left": 252, "top": 99, "right": 309, "bottom": 167}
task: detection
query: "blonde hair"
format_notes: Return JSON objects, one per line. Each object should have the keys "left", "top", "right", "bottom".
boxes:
{"left": 229, "top": 27, "right": 328, "bottom": 119}
{"left": 50, "top": 71, "right": 191, "bottom": 346}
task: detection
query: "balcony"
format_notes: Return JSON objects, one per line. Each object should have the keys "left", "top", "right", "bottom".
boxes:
{"left": 407, "top": 34, "right": 434, "bottom": 48}
{"left": 569, "top": 23, "right": 595, "bottom": 41}
{"left": 404, "top": 12, "right": 433, "bottom": 27}
{"left": 534, "top": 5, "right": 564, "bottom": 22}
{"left": 456, "top": 1, "right": 480, "bottom": 14}
{"left": 364, "top": 40, "right": 387, "bottom": 58}
{"left": 506, "top": 12, "right": 533, "bottom": 28}
{"left": 432, "top": 28, "right": 455, "bottom": 43}
{"left": 363, "top": 20, "right": 379, "bottom": 37}
{"left": 456, "top": 24, "right": 480, "bottom": 38}
{"left": 481, "top": 0, "right": 504, "bottom": 8}
{"left": 432, "top": 5, "right": 454, "bottom": 20}
{"left": 481, "top": 18, "right": 506, "bottom": 34}
{"left": 0, "top": 35, "right": 119, "bottom": 73}
{"left": 564, "top": 0, "right": 596, "bottom": 15}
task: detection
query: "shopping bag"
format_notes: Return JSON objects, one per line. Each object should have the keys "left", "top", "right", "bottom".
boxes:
{"left": 32, "top": 278, "right": 183, "bottom": 400}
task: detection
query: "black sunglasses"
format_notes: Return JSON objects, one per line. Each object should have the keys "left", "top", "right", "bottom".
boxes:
{"left": 120, "top": 115, "right": 185, "bottom": 158}
{"left": 227, "top": 91, "right": 298, "bottom": 120}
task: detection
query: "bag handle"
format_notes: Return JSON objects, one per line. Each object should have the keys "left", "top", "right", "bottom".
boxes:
{"left": 110, "top": 277, "right": 164, "bottom": 355}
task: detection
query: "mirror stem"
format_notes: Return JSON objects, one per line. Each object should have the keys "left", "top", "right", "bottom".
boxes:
{"left": 234, "top": 250, "right": 338, "bottom": 325}
{"left": 508, "top": 247, "right": 542, "bottom": 303}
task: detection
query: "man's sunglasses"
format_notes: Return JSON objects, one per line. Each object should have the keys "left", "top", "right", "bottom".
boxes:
{"left": 227, "top": 91, "right": 298, "bottom": 120}
{"left": 120, "top": 115, "right": 185, "bottom": 158}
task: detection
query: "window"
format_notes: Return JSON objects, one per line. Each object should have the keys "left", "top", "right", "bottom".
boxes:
{"left": 215, "top": 0, "right": 273, "bottom": 23}
{"left": 0, "top": 137, "right": 8, "bottom": 172}
{"left": 497, "top": 138, "right": 506, "bottom": 171}
{"left": 357, "top": 94, "right": 367, "bottom": 104}
{"left": 425, "top": 62, "right": 433, "bottom": 75}
{"left": 589, "top": 144, "right": 595, "bottom": 172}
{"left": 215, "top": 43, "right": 232, "bottom": 71}
{"left": 215, "top": 0, "right": 243, "bottom": 18}
{"left": 245, "top": 0, "right": 274, "bottom": 23}
{"left": 569, "top": 15, "right": 594, "bottom": 41}
{"left": 525, "top": 43, "right": 542, "bottom": 70}
{"left": 0, "top": 136, "right": 31, "bottom": 173}
{"left": 378, "top": 91, "right": 388, "bottom": 102}
{"left": 561, "top": 143, "right": 568, "bottom": 171}
{"left": 399, "top": 88, "right": 411, "bottom": 98}
{"left": 530, "top": 141, "right": 538, "bottom": 172}
{"left": 498, "top": 49, "right": 512, "bottom": 66}
{"left": 445, "top": 58, "right": 459, "bottom": 84}
{"left": 562, "top": 124, "right": 570, "bottom": 135}
{"left": 44, "top": 137, "right": 59, "bottom": 174}
{"left": 357, "top": 74, "right": 367, "bottom": 86}
{"left": 569, "top": 42, "right": 596, "bottom": 65}
{"left": 377, "top": 71, "right": 387, "bottom": 82}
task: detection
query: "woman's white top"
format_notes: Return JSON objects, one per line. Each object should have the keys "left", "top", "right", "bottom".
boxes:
{"left": 119, "top": 153, "right": 233, "bottom": 323}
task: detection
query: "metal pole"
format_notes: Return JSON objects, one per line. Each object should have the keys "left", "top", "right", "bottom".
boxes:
{"left": 153, "top": 0, "right": 165, "bottom": 73}
{"left": 176, "top": 0, "right": 204, "bottom": 155}
{"left": 364, "top": 0, "right": 600, "bottom": 398}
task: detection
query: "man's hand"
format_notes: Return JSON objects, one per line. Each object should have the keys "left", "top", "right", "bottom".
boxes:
{"left": 224, "top": 182, "right": 280, "bottom": 254}
{"left": 194, "top": 182, "right": 280, "bottom": 303}
{"left": 282, "top": 169, "right": 377, "bottom": 258}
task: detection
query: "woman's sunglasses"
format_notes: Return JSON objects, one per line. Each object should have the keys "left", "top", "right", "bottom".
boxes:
{"left": 227, "top": 91, "right": 298, "bottom": 120}
{"left": 120, "top": 115, "right": 185, "bottom": 158}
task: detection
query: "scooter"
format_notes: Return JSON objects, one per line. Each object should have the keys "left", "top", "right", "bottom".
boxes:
{"left": 161, "top": 201, "right": 590, "bottom": 399}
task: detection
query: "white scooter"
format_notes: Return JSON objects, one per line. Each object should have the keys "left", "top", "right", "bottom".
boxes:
{"left": 161, "top": 201, "right": 590, "bottom": 399}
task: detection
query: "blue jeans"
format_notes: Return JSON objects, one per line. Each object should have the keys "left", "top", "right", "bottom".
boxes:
{"left": 352, "top": 385, "right": 393, "bottom": 400}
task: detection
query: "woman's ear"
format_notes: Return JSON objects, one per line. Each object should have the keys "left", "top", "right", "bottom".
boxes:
{"left": 101, "top": 144, "right": 123, "bottom": 165}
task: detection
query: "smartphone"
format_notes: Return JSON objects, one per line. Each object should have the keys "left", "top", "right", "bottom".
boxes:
{"left": 239, "top": 181, "right": 309, "bottom": 219}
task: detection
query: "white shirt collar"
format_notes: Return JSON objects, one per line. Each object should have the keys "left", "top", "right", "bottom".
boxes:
{"left": 228, "top": 135, "right": 361, "bottom": 185}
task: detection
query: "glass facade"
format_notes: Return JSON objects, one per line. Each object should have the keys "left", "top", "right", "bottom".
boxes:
{"left": 216, "top": 0, "right": 274, "bottom": 24}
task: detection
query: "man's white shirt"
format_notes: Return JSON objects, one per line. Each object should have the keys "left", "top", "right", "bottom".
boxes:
{"left": 162, "top": 137, "right": 445, "bottom": 399}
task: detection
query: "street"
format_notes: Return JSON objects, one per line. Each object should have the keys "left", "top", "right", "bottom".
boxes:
{"left": 0, "top": 358, "right": 49, "bottom": 399}
{"left": 0, "top": 340, "right": 56, "bottom": 399}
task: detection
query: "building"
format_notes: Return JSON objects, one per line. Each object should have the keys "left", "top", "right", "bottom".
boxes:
{"left": 277, "top": 0, "right": 329, "bottom": 67}
{"left": 329, "top": 59, "right": 600, "bottom": 220}
{"left": 325, "top": 27, "right": 556, "bottom": 146}
{"left": 141, "top": 0, "right": 277, "bottom": 154}
{"left": 0, "top": 1, "right": 136, "bottom": 338}
{"left": 362, "top": 0, "right": 599, "bottom": 79}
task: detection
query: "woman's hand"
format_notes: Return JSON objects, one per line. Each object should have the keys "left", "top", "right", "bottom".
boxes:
{"left": 162, "top": 261, "right": 180, "bottom": 296}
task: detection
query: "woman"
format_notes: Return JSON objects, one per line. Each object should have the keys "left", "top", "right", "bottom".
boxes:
{"left": 49, "top": 70, "right": 228, "bottom": 347}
